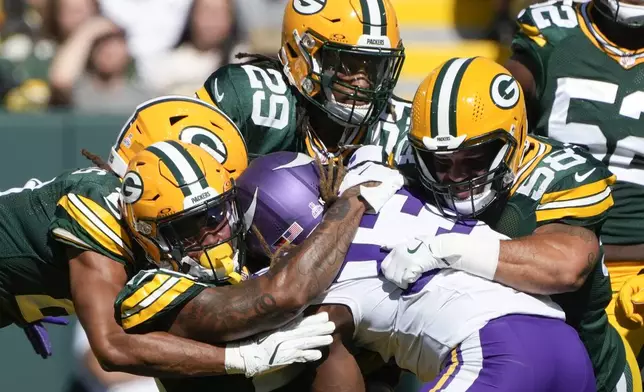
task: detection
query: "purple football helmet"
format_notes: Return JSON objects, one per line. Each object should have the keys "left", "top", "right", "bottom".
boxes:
{"left": 236, "top": 152, "right": 325, "bottom": 257}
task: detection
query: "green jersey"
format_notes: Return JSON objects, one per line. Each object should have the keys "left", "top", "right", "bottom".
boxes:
{"left": 115, "top": 269, "right": 299, "bottom": 392}
{"left": 495, "top": 135, "right": 623, "bottom": 392}
{"left": 115, "top": 268, "right": 208, "bottom": 333}
{"left": 195, "top": 60, "right": 413, "bottom": 168}
{"left": 0, "top": 168, "right": 134, "bottom": 327}
{"left": 512, "top": 0, "right": 644, "bottom": 246}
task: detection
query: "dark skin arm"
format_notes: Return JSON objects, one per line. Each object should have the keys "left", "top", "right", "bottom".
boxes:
{"left": 170, "top": 191, "right": 369, "bottom": 343}
{"left": 69, "top": 248, "right": 233, "bottom": 378}
{"left": 495, "top": 223, "right": 600, "bottom": 295}
{"left": 505, "top": 55, "right": 539, "bottom": 125}
{"left": 604, "top": 244, "right": 644, "bottom": 262}
{"left": 308, "top": 304, "right": 364, "bottom": 392}
{"left": 508, "top": 44, "right": 644, "bottom": 265}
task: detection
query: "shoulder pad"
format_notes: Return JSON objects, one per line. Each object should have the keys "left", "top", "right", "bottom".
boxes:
{"left": 515, "top": 140, "right": 615, "bottom": 225}
{"left": 115, "top": 268, "right": 209, "bottom": 331}
{"left": 50, "top": 169, "right": 133, "bottom": 264}
{"left": 515, "top": 0, "right": 580, "bottom": 48}
{"left": 195, "top": 62, "right": 297, "bottom": 148}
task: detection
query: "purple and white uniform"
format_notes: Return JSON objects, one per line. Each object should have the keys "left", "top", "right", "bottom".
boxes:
{"left": 314, "top": 187, "right": 595, "bottom": 391}
{"left": 238, "top": 152, "right": 596, "bottom": 392}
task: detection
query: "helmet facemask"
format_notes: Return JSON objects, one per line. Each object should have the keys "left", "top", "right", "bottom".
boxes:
{"left": 595, "top": 0, "right": 644, "bottom": 28}
{"left": 413, "top": 131, "right": 518, "bottom": 219}
{"left": 289, "top": 31, "right": 405, "bottom": 128}
{"left": 140, "top": 189, "right": 247, "bottom": 284}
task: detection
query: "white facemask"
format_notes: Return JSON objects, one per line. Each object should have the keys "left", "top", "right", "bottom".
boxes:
{"left": 600, "top": 0, "right": 644, "bottom": 27}
{"left": 416, "top": 144, "right": 512, "bottom": 217}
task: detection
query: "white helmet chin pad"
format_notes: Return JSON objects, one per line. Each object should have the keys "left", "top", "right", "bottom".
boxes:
{"left": 599, "top": 0, "right": 644, "bottom": 27}
{"left": 323, "top": 85, "right": 370, "bottom": 126}
{"left": 443, "top": 188, "right": 497, "bottom": 216}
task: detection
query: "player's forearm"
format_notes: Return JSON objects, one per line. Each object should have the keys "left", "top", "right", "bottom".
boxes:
{"left": 170, "top": 194, "right": 366, "bottom": 343}
{"left": 311, "top": 334, "right": 365, "bottom": 392}
{"left": 84, "top": 350, "right": 152, "bottom": 386}
{"left": 267, "top": 193, "right": 367, "bottom": 311}
{"left": 97, "top": 330, "right": 229, "bottom": 378}
{"left": 495, "top": 223, "right": 600, "bottom": 295}
{"left": 604, "top": 244, "right": 644, "bottom": 262}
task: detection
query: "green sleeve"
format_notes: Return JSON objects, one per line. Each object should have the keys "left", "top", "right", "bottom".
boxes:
{"left": 115, "top": 269, "right": 209, "bottom": 334}
{"left": 196, "top": 65, "right": 248, "bottom": 138}
{"left": 535, "top": 148, "right": 616, "bottom": 234}
{"left": 511, "top": 1, "right": 580, "bottom": 99}
{"left": 49, "top": 170, "right": 133, "bottom": 265}
{"left": 196, "top": 63, "right": 299, "bottom": 156}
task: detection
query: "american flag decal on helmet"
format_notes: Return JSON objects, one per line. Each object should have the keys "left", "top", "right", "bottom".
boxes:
{"left": 273, "top": 221, "right": 305, "bottom": 248}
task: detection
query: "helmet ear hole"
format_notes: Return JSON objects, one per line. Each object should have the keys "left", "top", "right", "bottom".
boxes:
{"left": 169, "top": 115, "right": 187, "bottom": 126}
{"left": 286, "top": 42, "right": 298, "bottom": 59}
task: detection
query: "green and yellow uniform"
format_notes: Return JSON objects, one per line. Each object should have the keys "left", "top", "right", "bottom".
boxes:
{"left": 195, "top": 60, "right": 413, "bottom": 168}
{"left": 115, "top": 269, "right": 308, "bottom": 392}
{"left": 495, "top": 135, "right": 639, "bottom": 392}
{"left": 512, "top": 0, "right": 644, "bottom": 364}
{"left": 0, "top": 168, "right": 132, "bottom": 327}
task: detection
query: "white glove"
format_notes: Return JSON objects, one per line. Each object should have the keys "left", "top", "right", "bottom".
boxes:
{"left": 381, "top": 237, "right": 442, "bottom": 289}
{"left": 381, "top": 233, "right": 501, "bottom": 289}
{"left": 225, "top": 312, "right": 335, "bottom": 378}
{"left": 339, "top": 146, "right": 404, "bottom": 214}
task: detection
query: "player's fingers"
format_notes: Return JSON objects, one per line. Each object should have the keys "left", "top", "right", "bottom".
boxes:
{"left": 296, "top": 349, "right": 323, "bottom": 363}
{"left": 395, "top": 274, "right": 409, "bottom": 290}
{"left": 380, "top": 254, "right": 395, "bottom": 279}
{"left": 280, "top": 321, "right": 336, "bottom": 340}
{"left": 285, "top": 334, "right": 334, "bottom": 351}
{"left": 296, "top": 312, "right": 329, "bottom": 327}
{"left": 403, "top": 269, "right": 422, "bottom": 286}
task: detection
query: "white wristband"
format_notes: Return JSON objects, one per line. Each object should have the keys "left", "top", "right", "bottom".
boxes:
{"left": 434, "top": 234, "right": 500, "bottom": 280}
{"left": 224, "top": 343, "right": 246, "bottom": 375}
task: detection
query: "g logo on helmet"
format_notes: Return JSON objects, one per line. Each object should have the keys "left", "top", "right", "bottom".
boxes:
{"left": 122, "top": 172, "right": 144, "bottom": 204}
{"left": 180, "top": 127, "right": 228, "bottom": 164}
{"left": 293, "top": 0, "right": 326, "bottom": 15}
{"left": 490, "top": 74, "right": 520, "bottom": 109}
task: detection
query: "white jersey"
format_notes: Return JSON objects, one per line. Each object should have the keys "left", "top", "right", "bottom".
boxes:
{"left": 314, "top": 188, "right": 565, "bottom": 381}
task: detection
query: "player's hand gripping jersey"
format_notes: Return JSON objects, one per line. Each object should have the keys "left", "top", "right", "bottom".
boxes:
{"left": 512, "top": 0, "right": 644, "bottom": 247}
{"left": 234, "top": 151, "right": 595, "bottom": 391}
{"left": 402, "top": 54, "right": 631, "bottom": 392}
{"left": 0, "top": 168, "right": 133, "bottom": 327}
{"left": 225, "top": 168, "right": 593, "bottom": 391}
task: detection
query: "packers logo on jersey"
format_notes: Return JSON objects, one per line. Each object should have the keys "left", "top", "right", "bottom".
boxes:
{"left": 293, "top": 0, "right": 326, "bottom": 15}
{"left": 122, "top": 172, "right": 144, "bottom": 204}
{"left": 490, "top": 74, "right": 520, "bottom": 109}
{"left": 179, "top": 126, "right": 228, "bottom": 165}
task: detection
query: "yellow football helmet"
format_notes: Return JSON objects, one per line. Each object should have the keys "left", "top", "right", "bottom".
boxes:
{"left": 279, "top": 0, "right": 405, "bottom": 127}
{"left": 409, "top": 57, "right": 528, "bottom": 218}
{"left": 108, "top": 96, "right": 248, "bottom": 180}
{"left": 121, "top": 140, "right": 247, "bottom": 284}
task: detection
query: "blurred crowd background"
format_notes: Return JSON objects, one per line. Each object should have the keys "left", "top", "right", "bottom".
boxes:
{"left": 0, "top": 0, "right": 546, "bottom": 114}
{"left": 0, "top": 0, "right": 568, "bottom": 391}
